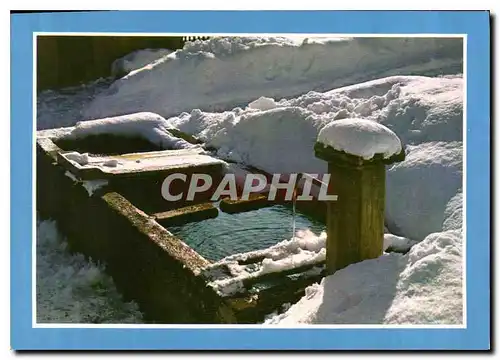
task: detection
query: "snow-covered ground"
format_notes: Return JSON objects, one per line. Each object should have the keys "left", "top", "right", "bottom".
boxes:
{"left": 37, "top": 36, "right": 463, "bottom": 325}
{"left": 36, "top": 219, "right": 143, "bottom": 323}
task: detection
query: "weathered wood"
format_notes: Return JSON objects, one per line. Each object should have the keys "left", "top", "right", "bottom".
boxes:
{"left": 315, "top": 142, "right": 404, "bottom": 274}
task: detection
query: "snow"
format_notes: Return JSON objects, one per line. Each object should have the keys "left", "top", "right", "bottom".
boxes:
{"left": 63, "top": 169, "right": 109, "bottom": 196}
{"left": 83, "top": 37, "right": 462, "bottom": 121}
{"left": 206, "top": 229, "right": 326, "bottom": 297}
{"left": 82, "top": 179, "right": 109, "bottom": 196}
{"left": 386, "top": 141, "right": 462, "bottom": 240}
{"left": 111, "top": 48, "right": 172, "bottom": 77}
{"left": 36, "top": 219, "right": 143, "bottom": 323}
{"left": 265, "top": 229, "right": 462, "bottom": 325}
{"left": 317, "top": 118, "right": 402, "bottom": 160}
{"left": 383, "top": 234, "right": 418, "bottom": 253}
{"left": 60, "top": 112, "right": 198, "bottom": 151}
{"left": 37, "top": 77, "right": 113, "bottom": 130}
{"left": 60, "top": 148, "right": 224, "bottom": 174}
{"left": 248, "top": 96, "right": 278, "bottom": 111}
{"left": 64, "top": 151, "right": 89, "bottom": 166}
{"left": 164, "top": 75, "right": 462, "bottom": 178}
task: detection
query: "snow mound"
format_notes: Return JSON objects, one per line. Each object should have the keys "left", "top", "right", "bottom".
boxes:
{"left": 167, "top": 76, "right": 462, "bottom": 176}
{"left": 83, "top": 37, "right": 462, "bottom": 120}
{"left": 265, "top": 228, "right": 462, "bottom": 325}
{"left": 36, "top": 219, "right": 143, "bottom": 323}
{"left": 317, "top": 118, "right": 402, "bottom": 160}
{"left": 111, "top": 48, "right": 172, "bottom": 77}
{"left": 386, "top": 141, "right": 462, "bottom": 240}
{"left": 63, "top": 112, "right": 198, "bottom": 150}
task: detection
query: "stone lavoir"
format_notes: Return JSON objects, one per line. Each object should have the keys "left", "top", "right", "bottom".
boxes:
{"left": 36, "top": 115, "right": 403, "bottom": 324}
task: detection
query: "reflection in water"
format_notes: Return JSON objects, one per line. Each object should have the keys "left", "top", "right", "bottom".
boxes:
{"left": 168, "top": 205, "right": 325, "bottom": 261}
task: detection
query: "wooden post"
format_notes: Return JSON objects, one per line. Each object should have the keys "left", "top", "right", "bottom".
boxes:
{"left": 314, "top": 142, "right": 405, "bottom": 274}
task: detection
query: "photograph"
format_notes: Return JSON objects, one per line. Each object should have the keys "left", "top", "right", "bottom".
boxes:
{"left": 10, "top": 10, "right": 490, "bottom": 350}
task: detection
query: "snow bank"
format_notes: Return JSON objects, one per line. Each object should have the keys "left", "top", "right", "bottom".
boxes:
{"left": 265, "top": 210, "right": 463, "bottom": 325}
{"left": 111, "top": 48, "right": 172, "bottom": 77}
{"left": 166, "top": 76, "right": 461, "bottom": 175}
{"left": 386, "top": 141, "right": 462, "bottom": 240}
{"left": 36, "top": 219, "right": 143, "bottom": 323}
{"left": 317, "top": 118, "right": 402, "bottom": 160}
{"left": 83, "top": 36, "right": 462, "bottom": 120}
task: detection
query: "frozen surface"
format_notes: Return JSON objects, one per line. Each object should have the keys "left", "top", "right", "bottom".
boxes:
{"left": 84, "top": 37, "right": 462, "bottom": 120}
{"left": 36, "top": 219, "right": 143, "bottom": 323}
{"left": 317, "top": 118, "right": 402, "bottom": 160}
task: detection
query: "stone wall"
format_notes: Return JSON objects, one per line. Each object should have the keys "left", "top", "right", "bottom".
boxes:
{"left": 36, "top": 141, "right": 236, "bottom": 324}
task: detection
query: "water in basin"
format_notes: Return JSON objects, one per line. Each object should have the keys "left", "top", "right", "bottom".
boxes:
{"left": 167, "top": 205, "right": 326, "bottom": 262}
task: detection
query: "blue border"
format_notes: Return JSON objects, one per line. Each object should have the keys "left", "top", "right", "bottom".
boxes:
{"left": 11, "top": 10, "right": 490, "bottom": 350}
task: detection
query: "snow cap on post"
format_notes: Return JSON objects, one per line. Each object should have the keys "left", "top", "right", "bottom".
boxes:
{"left": 315, "top": 118, "right": 405, "bottom": 165}
{"left": 314, "top": 118, "right": 405, "bottom": 274}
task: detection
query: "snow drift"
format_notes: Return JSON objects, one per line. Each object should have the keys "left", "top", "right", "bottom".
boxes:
{"left": 264, "top": 204, "right": 463, "bottom": 325}
{"left": 83, "top": 36, "right": 462, "bottom": 120}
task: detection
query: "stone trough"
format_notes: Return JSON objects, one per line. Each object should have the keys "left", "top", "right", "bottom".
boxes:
{"left": 36, "top": 128, "right": 327, "bottom": 324}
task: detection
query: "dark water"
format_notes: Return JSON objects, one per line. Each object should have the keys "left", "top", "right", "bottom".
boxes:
{"left": 168, "top": 205, "right": 326, "bottom": 262}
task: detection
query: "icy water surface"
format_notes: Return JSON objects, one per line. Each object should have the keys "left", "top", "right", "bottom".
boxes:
{"left": 168, "top": 205, "right": 326, "bottom": 262}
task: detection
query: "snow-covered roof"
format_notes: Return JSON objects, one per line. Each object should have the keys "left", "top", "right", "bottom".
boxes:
{"left": 317, "top": 118, "right": 402, "bottom": 161}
